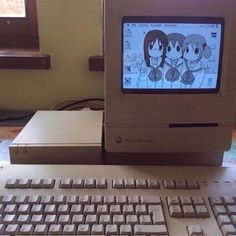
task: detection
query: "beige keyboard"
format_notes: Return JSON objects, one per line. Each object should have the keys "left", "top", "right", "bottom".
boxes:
{"left": 0, "top": 164, "right": 236, "bottom": 236}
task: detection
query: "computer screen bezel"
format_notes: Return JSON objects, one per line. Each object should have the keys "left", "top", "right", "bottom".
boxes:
{"left": 121, "top": 16, "right": 225, "bottom": 94}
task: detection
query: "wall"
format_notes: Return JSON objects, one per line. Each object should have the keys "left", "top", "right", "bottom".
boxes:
{"left": 0, "top": 0, "right": 104, "bottom": 110}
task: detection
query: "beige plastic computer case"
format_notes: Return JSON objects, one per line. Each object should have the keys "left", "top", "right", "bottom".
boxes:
{"left": 104, "top": 0, "right": 236, "bottom": 165}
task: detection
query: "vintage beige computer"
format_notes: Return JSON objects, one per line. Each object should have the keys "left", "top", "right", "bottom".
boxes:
{"left": 104, "top": 0, "right": 236, "bottom": 165}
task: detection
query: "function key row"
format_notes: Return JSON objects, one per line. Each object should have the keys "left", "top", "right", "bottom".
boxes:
{"left": 112, "top": 179, "right": 159, "bottom": 189}
{"left": 59, "top": 178, "right": 107, "bottom": 189}
{"left": 163, "top": 179, "right": 199, "bottom": 190}
{"left": 5, "top": 178, "right": 107, "bottom": 189}
{"left": 5, "top": 178, "right": 55, "bottom": 189}
{"left": 5, "top": 178, "right": 199, "bottom": 190}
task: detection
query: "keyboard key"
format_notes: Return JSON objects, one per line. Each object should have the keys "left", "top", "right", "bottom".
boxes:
{"left": 58, "top": 214, "right": 71, "bottom": 225}
{"left": 226, "top": 205, "right": 236, "bottom": 215}
{"left": 79, "top": 195, "right": 90, "bottom": 205}
{"left": 3, "top": 214, "right": 17, "bottom": 224}
{"left": 53, "top": 195, "right": 66, "bottom": 205}
{"left": 44, "top": 214, "right": 57, "bottom": 224}
{"left": 15, "top": 195, "right": 28, "bottom": 205}
{"left": 186, "top": 180, "right": 199, "bottom": 190}
{"left": 5, "top": 224, "right": 20, "bottom": 235}
{"left": 147, "top": 179, "right": 159, "bottom": 189}
{"left": 96, "top": 179, "right": 107, "bottom": 189}
{"left": 104, "top": 195, "right": 115, "bottom": 205}
{"left": 209, "top": 197, "right": 223, "bottom": 206}
{"left": 66, "top": 195, "right": 78, "bottom": 205}
{"left": 34, "top": 224, "right": 48, "bottom": 235}
{"left": 192, "top": 196, "right": 205, "bottom": 206}
{"left": 169, "top": 205, "right": 183, "bottom": 217}
{"left": 91, "top": 195, "right": 103, "bottom": 205}
{"left": 113, "top": 214, "right": 125, "bottom": 225}
{"left": 213, "top": 205, "right": 227, "bottom": 216}
{"left": 134, "top": 224, "right": 168, "bottom": 235}
{"left": 27, "top": 195, "right": 40, "bottom": 205}
{"left": 72, "top": 178, "right": 84, "bottom": 188}
{"left": 19, "top": 224, "right": 34, "bottom": 235}
{"left": 77, "top": 224, "right": 90, "bottom": 235}
{"left": 139, "top": 214, "right": 152, "bottom": 225}
{"left": 125, "top": 179, "right": 136, "bottom": 189}
{"left": 167, "top": 196, "right": 179, "bottom": 206}
{"left": 48, "top": 224, "right": 62, "bottom": 235}
{"left": 163, "top": 179, "right": 175, "bottom": 189}
{"left": 175, "top": 179, "right": 187, "bottom": 189}
{"left": 126, "top": 215, "right": 138, "bottom": 225}
{"left": 63, "top": 224, "right": 76, "bottom": 235}
{"left": 60, "top": 178, "right": 72, "bottom": 189}
{"left": 187, "top": 224, "right": 203, "bottom": 236}
{"left": 106, "top": 224, "right": 118, "bottom": 235}
{"left": 44, "top": 204, "right": 56, "bottom": 215}
{"left": 99, "top": 215, "right": 111, "bottom": 225}
{"left": 85, "top": 214, "right": 98, "bottom": 224}
{"left": 116, "top": 195, "right": 127, "bottom": 205}
{"left": 71, "top": 214, "right": 84, "bottom": 225}
{"left": 58, "top": 204, "right": 70, "bottom": 215}
{"left": 113, "top": 179, "right": 124, "bottom": 189}
{"left": 1, "top": 195, "right": 15, "bottom": 204}
{"left": 71, "top": 204, "right": 83, "bottom": 215}
{"left": 97, "top": 205, "right": 108, "bottom": 215}
{"left": 183, "top": 205, "right": 196, "bottom": 218}
{"left": 123, "top": 204, "right": 134, "bottom": 216}
{"left": 120, "top": 224, "right": 132, "bottom": 235}
{"left": 18, "top": 178, "right": 31, "bottom": 188}
{"left": 84, "top": 178, "right": 96, "bottom": 188}
{"left": 31, "top": 204, "right": 44, "bottom": 214}
{"left": 17, "top": 214, "right": 30, "bottom": 224}
{"left": 91, "top": 224, "right": 104, "bottom": 235}
{"left": 217, "top": 215, "right": 232, "bottom": 227}
{"left": 141, "top": 196, "right": 161, "bottom": 205}
{"left": 136, "top": 179, "right": 147, "bottom": 189}
{"left": 31, "top": 215, "right": 44, "bottom": 225}
{"left": 42, "top": 178, "right": 55, "bottom": 188}
{"left": 221, "top": 224, "right": 236, "bottom": 236}
{"left": 128, "top": 195, "right": 140, "bottom": 205}
{"left": 40, "top": 195, "right": 53, "bottom": 205}
{"left": 18, "top": 204, "right": 30, "bottom": 214}
{"left": 136, "top": 205, "right": 147, "bottom": 215}
{"left": 5, "top": 178, "right": 19, "bottom": 188}
{"left": 110, "top": 205, "right": 121, "bottom": 216}
{"left": 195, "top": 205, "right": 210, "bottom": 218}
{"left": 30, "top": 178, "right": 43, "bottom": 188}
{"left": 179, "top": 196, "right": 192, "bottom": 205}
{"left": 4, "top": 204, "right": 17, "bottom": 214}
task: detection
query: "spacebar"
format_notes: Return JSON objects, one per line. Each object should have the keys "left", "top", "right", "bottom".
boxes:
{"left": 134, "top": 224, "right": 168, "bottom": 235}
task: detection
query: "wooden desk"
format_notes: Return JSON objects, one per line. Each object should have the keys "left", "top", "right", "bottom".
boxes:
{"left": 0, "top": 127, "right": 23, "bottom": 141}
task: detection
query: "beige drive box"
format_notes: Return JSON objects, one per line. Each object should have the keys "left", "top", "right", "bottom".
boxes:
{"left": 10, "top": 110, "right": 103, "bottom": 164}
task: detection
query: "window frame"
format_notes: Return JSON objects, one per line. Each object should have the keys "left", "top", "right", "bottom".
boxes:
{"left": 0, "top": 0, "right": 39, "bottom": 49}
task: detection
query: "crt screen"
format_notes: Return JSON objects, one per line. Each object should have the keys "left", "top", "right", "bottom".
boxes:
{"left": 122, "top": 17, "right": 224, "bottom": 93}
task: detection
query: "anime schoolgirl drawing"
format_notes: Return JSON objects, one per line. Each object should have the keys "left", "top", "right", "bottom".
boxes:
{"left": 164, "top": 33, "right": 185, "bottom": 88}
{"left": 181, "top": 34, "right": 211, "bottom": 88}
{"left": 137, "top": 30, "right": 168, "bottom": 88}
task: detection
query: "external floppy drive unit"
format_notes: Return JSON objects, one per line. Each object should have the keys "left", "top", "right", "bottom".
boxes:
{"left": 10, "top": 110, "right": 103, "bottom": 164}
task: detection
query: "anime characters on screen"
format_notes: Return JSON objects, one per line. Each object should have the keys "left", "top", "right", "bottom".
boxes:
{"left": 164, "top": 33, "right": 185, "bottom": 88}
{"left": 181, "top": 34, "right": 212, "bottom": 88}
{"left": 133, "top": 31, "right": 211, "bottom": 89}
{"left": 137, "top": 30, "right": 168, "bottom": 88}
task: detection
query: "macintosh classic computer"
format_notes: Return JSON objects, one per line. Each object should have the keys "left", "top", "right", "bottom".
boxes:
{"left": 104, "top": 0, "right": 236, "bottom": 165}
